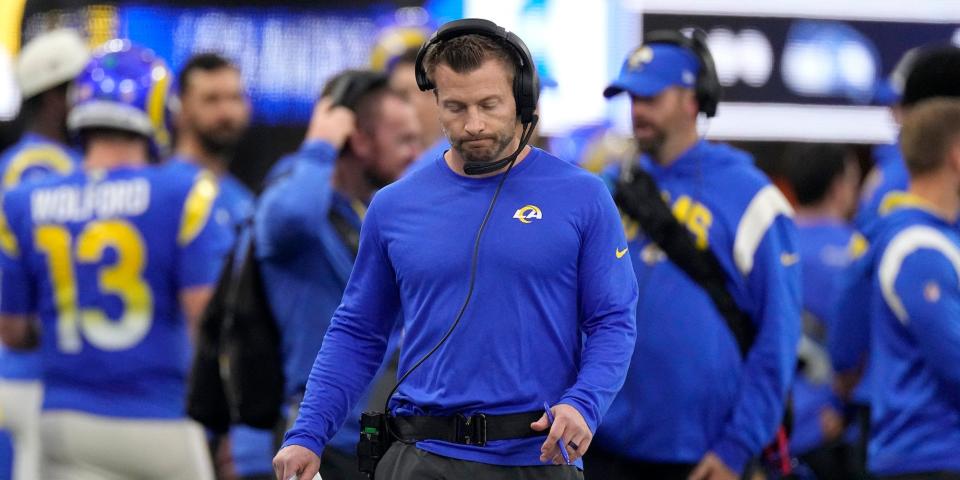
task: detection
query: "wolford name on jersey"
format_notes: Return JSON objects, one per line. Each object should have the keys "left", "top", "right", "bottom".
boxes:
{"left": 30, "top": 178, "right": 150, "bottom": 224}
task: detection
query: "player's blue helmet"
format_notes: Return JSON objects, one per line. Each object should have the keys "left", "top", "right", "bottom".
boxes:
{"left": 67, "top": 39, "right": 176, "bottom": 156}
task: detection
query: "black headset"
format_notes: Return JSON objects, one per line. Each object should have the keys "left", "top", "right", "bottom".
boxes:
{"left": 414, "top": 18, "right": 539, "bottom": 125}
{"left": 642, "top": 29, "right": 721, "bottom": 118}
{"left": 325, "top": 70, "right": 389, "bottom": 111}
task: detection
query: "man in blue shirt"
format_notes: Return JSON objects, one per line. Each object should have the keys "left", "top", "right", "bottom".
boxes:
{"left": 0, "top": 28, "right": 88, "bottom": 480}
{"left": 844, "top": 98, "right": 960, "bottom": 478}
{"left": 592, "top": 32, "right": 801, "bottom": 480}
{"left": 256, "top": 70, "right": 421, "bottom": 480}
{"left": 0, "top": 40, "right": 229, "bottom": 479}
{"left": 781, "top": 143, "right": 862, "bottom": 479}
{"left": 171, "top": 53, "right": 254, "bottom": 235}
{"left": 273, "top": 20, "right": 638, "bottom": 480}
{"left": 169, "top": 51, "right": 264, "bottom": 479}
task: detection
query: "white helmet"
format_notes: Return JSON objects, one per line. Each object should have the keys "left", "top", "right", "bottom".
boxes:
{"left": 16, "top": 28, "right": 90, "bottom": 100}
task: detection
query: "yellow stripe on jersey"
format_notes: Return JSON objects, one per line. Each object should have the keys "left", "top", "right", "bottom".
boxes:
{"left": 177, "top": 171, "right": 219, "bottom": 247}
{"left": 146, "top": 62, "right": 172, "bottom": 152}
{"left": 2, "top": 146, "right": 74, "bottom": 189}
{"left": 878, "top": 191, "right": 937, "bottom": 217}
{"left": 0, "top": 198, "right": 18, "bottom": 258}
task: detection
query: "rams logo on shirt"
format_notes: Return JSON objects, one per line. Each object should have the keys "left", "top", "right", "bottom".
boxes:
{"left": 513, "top": 205, "right": 542, "bottom": 224}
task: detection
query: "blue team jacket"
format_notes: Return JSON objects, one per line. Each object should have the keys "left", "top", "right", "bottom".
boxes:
{"left": 839, "top": 198, "right": 960, "bottom": 475}
{"left": 594, "top": 140, "right": 801, "bottom": 474}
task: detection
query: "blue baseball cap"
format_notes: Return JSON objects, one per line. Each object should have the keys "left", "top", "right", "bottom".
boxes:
{"left": 604, "top": 43, "right": 700, "bottom": 98}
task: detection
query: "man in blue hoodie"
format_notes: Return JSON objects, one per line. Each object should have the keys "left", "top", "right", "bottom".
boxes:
{"left": 845, "top": 98, "right": 960, "bottom": 479}
{"left": 590, "top": 32, "right": 801, "bottom": 480}
{"left": 273, "top": 20, "right": 638, "bottom": 480}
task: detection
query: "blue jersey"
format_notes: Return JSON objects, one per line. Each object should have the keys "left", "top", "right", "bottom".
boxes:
{"left": 594, "top": 140, "right": 801, "bottom": 473}
{"left": 0, "top": 133, "right": 80, "bottom": 190}
{"left": 855, "top": 143, "right": 907, "bottom": 230}
{"left": 855, "top": 198, "right": 960, "bottom": 475}
{"left": 167, "top": 157, "right": 254, "bottom": 236}
{"left": 0, "top": 133, "right": 80, "bottom": 381}
{"left": 0, "top": 163, "right": 231, "bottom": 418}
{"left": 791, "top": 219, "right": 860, "bottom": 455}
{"left": 256, "top": 140, "right": 399, "bottom": 457}
{"left": 283, "top": 147, "right": 638, "bottom": 466}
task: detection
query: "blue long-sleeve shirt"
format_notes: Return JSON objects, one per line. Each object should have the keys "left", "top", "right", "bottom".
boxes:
{"left": 857, "top": 199, "right": 960, "bottom": 475}
{"left": 283, "top": 147, "right": 638, "bottom": 466}
{"left": 594, "top": 140, "right": 801, "bottom": 474}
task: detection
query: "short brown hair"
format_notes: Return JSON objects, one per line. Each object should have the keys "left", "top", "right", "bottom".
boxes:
{"left": 900, "top": 98, "right": 960, "bottom": 176}
{"left": 177, "top": 53, "right": 238, "bottom": 95}
{"left": 422, "top": 34, "right": 518, "bottom": 86}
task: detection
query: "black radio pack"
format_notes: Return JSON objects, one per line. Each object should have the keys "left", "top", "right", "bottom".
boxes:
{"left": 358, "top": 411, "right": 394, "bottom": 477}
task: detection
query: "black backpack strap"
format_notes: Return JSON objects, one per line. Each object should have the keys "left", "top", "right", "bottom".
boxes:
{"left": 614, "top": 166, "right": 755, "bottom": 357}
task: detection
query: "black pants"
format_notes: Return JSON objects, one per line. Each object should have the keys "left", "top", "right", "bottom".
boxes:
{"left": 319, "top": 446, "right": 369, "bottom": 480}
{"left": 878, "top": 473, "right": 960, "bottom": 480}
{"left": 581, "top": 447, "right": 695, "bottom": 480}
{"left": 374, "top": 442, "right": 583, "bottom": 480}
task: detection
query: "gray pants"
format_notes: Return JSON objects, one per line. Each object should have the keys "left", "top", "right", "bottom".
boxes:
{"left": 375, "top": 443, "right": 583, "bottom": 480}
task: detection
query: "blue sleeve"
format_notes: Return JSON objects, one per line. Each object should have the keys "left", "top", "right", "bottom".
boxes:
{"left": 713, "top": 215, "right": 801, "bottom": 473}
{"left": 895, "top": 249, "right": 960, "bottom": 404}
{"left": 0, "top": 192, "right": 34, "bottom": 314}
{"left": 256, "top": 141, "right": 338, "bottom": 261}
{"left": 281, "top": 200, "right": 400, "bottom": 457}
{"left": 175, "top": 171, "right": 232, "bottom": 289}
{"left": 829, "top": 253, "right": 873, "bottom": 373}
{"left": 559, "top": 182, "right": 638, "bottom": 433}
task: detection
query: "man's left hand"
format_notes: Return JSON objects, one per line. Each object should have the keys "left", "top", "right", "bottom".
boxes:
{"left": 688, "top": 452, "right": 737, "bottom": 480}
{"left": 531, "top": 404, "right": 592, "bottom": 465}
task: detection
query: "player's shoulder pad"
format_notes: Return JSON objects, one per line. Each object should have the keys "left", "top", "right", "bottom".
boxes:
{"left": 170, "top": 165, "right": 220, "bottom": 247}
{"left": 0, "top": 141, "right": 75, "bottom": 189}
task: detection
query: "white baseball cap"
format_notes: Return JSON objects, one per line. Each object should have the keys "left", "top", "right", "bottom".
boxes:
{"left": 16, "top": 28, "right": 90, "bottom": 100}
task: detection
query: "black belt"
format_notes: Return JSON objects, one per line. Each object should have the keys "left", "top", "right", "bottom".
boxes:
{"left": 389, "top": 411, "right": 545, "bottom": 447}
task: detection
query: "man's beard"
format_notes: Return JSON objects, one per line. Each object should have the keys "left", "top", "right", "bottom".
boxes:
{"left": 196, "top": 125, "right": 245, "bottom": 157}
{"left": 634, "top": 123, "right": 666, "bottom": 159}
{"left": 452, "top": 130, "right": 514, "bottom": 165}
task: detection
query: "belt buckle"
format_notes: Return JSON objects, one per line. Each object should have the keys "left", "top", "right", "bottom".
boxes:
{"left": 457, "top": 413, "right": 487, "bottom": 447}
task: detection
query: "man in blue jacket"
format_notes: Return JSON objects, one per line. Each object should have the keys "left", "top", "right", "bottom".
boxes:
{"left": 273, "top": 20, "right": 638, "bottom": 480}
{"left": 833, "top": 47, "right": 960, "bottom": 477}
{"left": 591, "top": 32, "right": 801, "bottom": 480}
{"left": 845, "top": 98, "right": 960, "bottom": 478}
{"left": 257, "top": 70, "right": 421, "bottom": 479}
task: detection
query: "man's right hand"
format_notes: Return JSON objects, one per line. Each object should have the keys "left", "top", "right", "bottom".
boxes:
{"left": 272, "top": 445, "right": 321, "bottom": 480}
{"left": 305, "top": 97, "right": 356, "bottom": 150}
